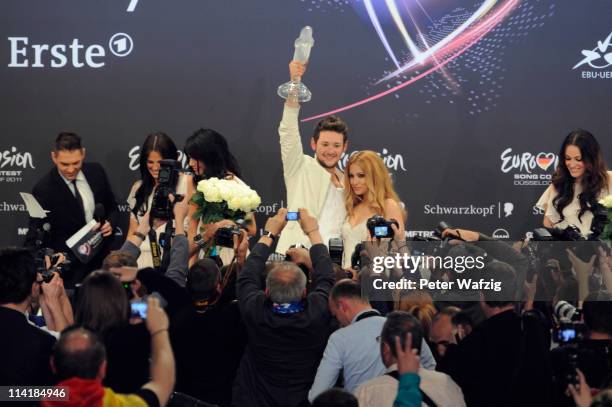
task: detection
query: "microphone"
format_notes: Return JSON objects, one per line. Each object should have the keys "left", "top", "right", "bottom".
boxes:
{"left": 35, "top": 222, "right": 51, "bottom": 248}
{"left": 94, "top": 203, "right": 106, "bottom": 224}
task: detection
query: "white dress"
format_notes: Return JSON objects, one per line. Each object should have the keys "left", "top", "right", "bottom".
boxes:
{"left": 341, "top": 219, "right": 369, "bottom": 269}
{"left": 536, "top": 170, "right": 612, "bottom": 236}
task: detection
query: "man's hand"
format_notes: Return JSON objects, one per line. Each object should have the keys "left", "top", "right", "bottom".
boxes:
{"left": 264, "top": 208, "right": 288, "bottom": 237}
{"left": 391, "top": 222, "right": 406, "bottom": 244}
{"left": 441, "top": 228, "right": 479, "bottom": 242}
{"left": 202, "top": 219, "right": 237, "bottom": 243}
{"left": 145, "top": 296, "right": 169, "bottom": 335}
{"left": 286, "top": 247, "right": 313, "bottom": 271}
{"left": 100, "top": 221, "right": 113, "bottom": 237}
{"left": 171, "top": 194, "right": 189, "bottom": 222}
{"left": 289, "top": 60, "right": 307, "bottom": 81}
{"left": 40, "top": 272, "right": 64, "bottom": 302}
{"left": 233, "top": 229, "right": 250, "bottom": 266}
{"left": 568, "top": 369, "right": 593, "bottom": 407}
{"left": 110, "top": 266, "right": 139, "bottom": 283}
{"left": 395, "top": 332, "right": 420, "bottom": 375}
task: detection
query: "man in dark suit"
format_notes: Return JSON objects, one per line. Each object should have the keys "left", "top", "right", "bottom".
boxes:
{"left": 0, "top": 247, "right": 56, "bottom": 386}
{"left": 232, "top": 208, "right": 335, "bottom": 407}
{"left": 24, "top": 132, "right": 118, "bottom": 285}
{"left": 437, "top": 262, "right": 553, "bottom": 407}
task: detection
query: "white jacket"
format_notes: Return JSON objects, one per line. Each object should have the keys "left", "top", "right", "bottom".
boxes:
{"left": 276, "top": 105, "right": 334, "bottom": 254}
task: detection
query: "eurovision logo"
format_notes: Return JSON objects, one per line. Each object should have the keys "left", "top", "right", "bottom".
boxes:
{"left": 500, "top": 148, "right": 557, "bottom": 187}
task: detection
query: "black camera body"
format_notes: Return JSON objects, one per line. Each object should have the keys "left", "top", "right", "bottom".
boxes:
{"left": 328, "top": 238, "right": 344, "bottom": 266}
{"left": 214, "top": 225, "right": 242, "bottom": 248}
{"left": 409, "top": 221, "right": 455, "bottom": 257}
{"left": 35, "top": 248, "right": 71, "bottom": 283}
{"left": 366, "top": 215, "right": 399, "bottom": 238}
{"left": 151, "top": 159, "right": 182, "bottom": 220}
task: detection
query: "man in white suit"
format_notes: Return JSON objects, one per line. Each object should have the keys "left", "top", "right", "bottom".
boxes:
{"left": 276, "top": 61, "right": 349, "bottom": 254}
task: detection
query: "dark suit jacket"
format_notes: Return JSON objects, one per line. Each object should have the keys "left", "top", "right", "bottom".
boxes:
{"left": 24, "top": 162, "right": 118, "bottom": 284}
{"left": 438, "top": 309, "right": 553, "bottom": 407}
{"left": 0, "top": 307, "right": 56, "bottom": 386}
{"left": 232, "top": 243, "right": 335, "bottom": 407}
{"left": 171, "top": 301, "right": 247, "bottom": 407}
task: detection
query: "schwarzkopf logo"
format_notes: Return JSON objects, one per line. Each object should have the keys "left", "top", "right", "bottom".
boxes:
{"left": 573, "top": 31, "right": 612, "bottom": 79}
{"left": 7, "top": 33, "right": 134, "bottom": 69}
{"left": 423, "top": 202, "right": 514, "bottom": 218}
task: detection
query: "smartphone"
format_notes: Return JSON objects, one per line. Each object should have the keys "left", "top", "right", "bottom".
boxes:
{"left": 286, "top": 211, "right": 299, "bottom": 221}
{"left": 130, "top": 301, "right": 147, "bottom": 319}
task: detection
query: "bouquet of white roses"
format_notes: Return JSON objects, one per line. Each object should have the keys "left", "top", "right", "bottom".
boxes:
{"left": 599, "top": 194, "right": 612, "bottom": 243}
{"left": 191, "top": 177, "right": 261, "bottom": 225}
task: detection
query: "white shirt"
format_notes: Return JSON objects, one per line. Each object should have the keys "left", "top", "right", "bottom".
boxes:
{"left": 59, "top": 170, "right": 95, "bottom": 222}
{"left": 318, "top": 183, "right": 346, "bottom": 248}
{"left": 355, "top": 364, "right": 466, "bottom": 407}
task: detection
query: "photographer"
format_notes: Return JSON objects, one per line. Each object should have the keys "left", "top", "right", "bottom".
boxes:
{"left": 127, "top": 132, "right": 185, "bottom": 269}
{"left": 170, "top": 257, "right": 247, "bottom": 407}
{"left": 550, "top": 291, "right": 612, "bottom": 407}
{"left": 121, "top": 195, "right": 189, "bottom": 287}
{"left": 44, "top": 296, "right": 174, "bottom": 407}
{"left": 427, "top": 226, "right": 529, "bottom": 326}
{"left": 437, "top": 262, "right": 553, "bottom": 407}
{"left": 232, "top": 208, "right": 335, "bottom": 407}
{"left": 0, "top": 247, "right": 59, "bottom": 385}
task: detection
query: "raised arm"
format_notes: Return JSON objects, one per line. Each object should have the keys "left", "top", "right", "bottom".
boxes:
{"left": 279, "top": 61, "right": 308, "bottom": 180}
{"left": 142, "top": 296, "right": 175, "bottom": 407}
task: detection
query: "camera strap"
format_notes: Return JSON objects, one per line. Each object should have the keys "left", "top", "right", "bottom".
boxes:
{"left": 354, "top": 310, "right": 381, "bottom": 322}
{"left": 159, "top": 221, "right": 174, "bottom": 273}
{"left": 385, "top": 370, "right": 437, "bottom": 407}
{"left": 148, "top": 228, "right": 162, "bottom": 269}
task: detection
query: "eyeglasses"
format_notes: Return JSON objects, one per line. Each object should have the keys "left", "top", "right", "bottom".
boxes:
{"left": 375, "top": 335, "right": 381, "bottom": 343}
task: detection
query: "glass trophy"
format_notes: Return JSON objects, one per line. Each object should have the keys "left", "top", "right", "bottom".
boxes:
{"left": 277, "top": 26, "right": 314, "bottom": 103}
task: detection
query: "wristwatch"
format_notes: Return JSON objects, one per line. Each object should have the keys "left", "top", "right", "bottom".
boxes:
{"left": 262, "top": 230, "right": 277, "bottom": 240}
{"left": 133, "top": 231, "right": 146, "bottom": 240}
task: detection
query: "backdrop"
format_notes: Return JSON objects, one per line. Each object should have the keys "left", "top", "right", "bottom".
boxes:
{"left": 1, "top": 0, "right": 611, "bottom": 246}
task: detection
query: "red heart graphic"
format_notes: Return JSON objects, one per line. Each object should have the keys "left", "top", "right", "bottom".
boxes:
{"left": 536, "top": 153, "right": 555, "bottom": 171}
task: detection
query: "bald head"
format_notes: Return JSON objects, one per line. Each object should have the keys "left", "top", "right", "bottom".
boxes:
{"left": 52, "top": 327, "right": 106, "bottom": 381}
{"left": 266, "top": 262, "right": 307, "bottom": 303}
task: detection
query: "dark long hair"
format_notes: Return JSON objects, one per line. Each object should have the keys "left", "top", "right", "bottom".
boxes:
{"left": 75, "top": 270, "right": 130, "bottom": 335}
{"left": 552, "top": 129, "right": 609, "bottom": 223}
{"left": 184, "top": 128, "right": 241, "bottom": 180}
{"left": 133, "top": 132, "right": 178, "bottom": 216}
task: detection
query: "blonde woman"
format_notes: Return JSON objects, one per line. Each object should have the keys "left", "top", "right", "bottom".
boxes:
{"left": 341, "top": 150, "right": 407, "bottom": 269}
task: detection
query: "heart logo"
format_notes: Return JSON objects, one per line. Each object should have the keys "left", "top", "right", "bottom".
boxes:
{"left": 536, "top": 152, "right": 556, "bottom": 171}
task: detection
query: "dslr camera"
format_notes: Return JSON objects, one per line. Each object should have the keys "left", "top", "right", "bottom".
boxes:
{"left": 35, "top": 248, "right": 71, "bottom": 283}
{"left": 151, "top": 159, "right": 182, "bottom": 220}
{"left": 214, "top": 225, "right": 243, "bottom": 248}
{"left": 328, "top": 238, "right": 344, "bottom": 266}
{"left": 366, "top": 215, "right": 400, "bottom": 238}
